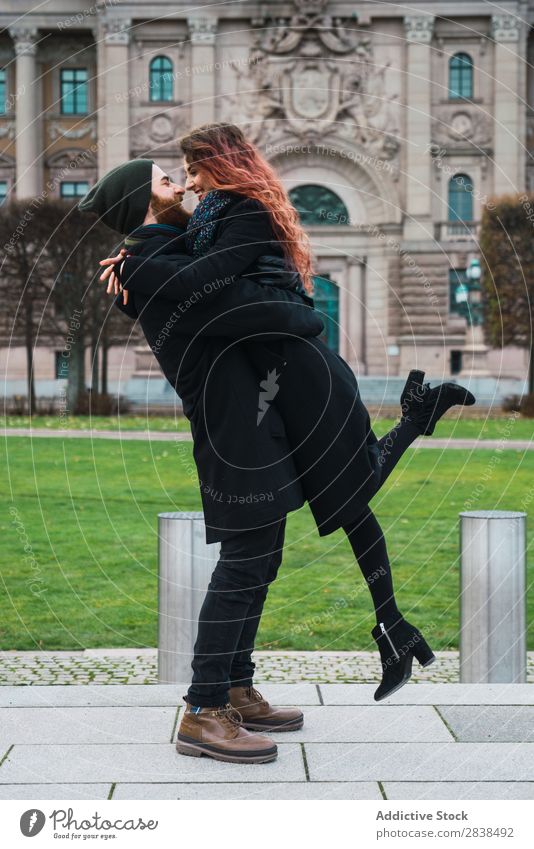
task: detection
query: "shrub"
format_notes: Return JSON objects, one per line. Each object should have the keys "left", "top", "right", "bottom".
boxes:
{"left": 74, "top": 392, "right": 131, "bottom": 416}
{"left": 502, "top": 393, "right": 534, "bottom": 417}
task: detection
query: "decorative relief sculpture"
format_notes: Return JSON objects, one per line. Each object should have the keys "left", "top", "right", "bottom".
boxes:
{"left": 221, "top": 0, "right": 399, "bottom": 163}
{"left": 431, "top": 107, "right": 492, "bottom": 148}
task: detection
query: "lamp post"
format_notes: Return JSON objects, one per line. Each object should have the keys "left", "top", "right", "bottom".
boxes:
{"left": 458, "top": 257, "right": 490, "bottom": 378}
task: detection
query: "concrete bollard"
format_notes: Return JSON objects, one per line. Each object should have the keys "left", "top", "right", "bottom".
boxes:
{"left": 459, "top": 510, "right": 527, "bottom": 683}
{"left": 157, "top": 512, "right": 220, "bottom": 685}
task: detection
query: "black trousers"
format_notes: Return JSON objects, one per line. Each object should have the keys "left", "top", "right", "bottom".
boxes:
{"left": 186, "top": 516, "right": 287, "bottom": 708}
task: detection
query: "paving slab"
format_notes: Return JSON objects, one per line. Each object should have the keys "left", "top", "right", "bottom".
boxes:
{"left": 203, "top": 705, "right": 452, "bottom": 743}
{"left": 0, "top": 742, "right": 305, "bottom": 784}
{"left": 319, "top": 683, "right": 534, "bottom": 705}
{"left": 384, "top": 782, "right": 534, "bottom": 800}
{"left": 113, "top": 781, "right": 382, "bottom": 800}
{"left": 0, "top": 783, "right": 111, "bottom": 800}
{"left": 0, "top": 683, "right": 320, "bottom": 708}
{"left": 0, "top": 707, "right": 177, "bottom": 746}
{"left": 304, "top": 742, "right": 534, "bottom": 782}
{"left": 437, "top": 706, "right": 534, "bottom": 742}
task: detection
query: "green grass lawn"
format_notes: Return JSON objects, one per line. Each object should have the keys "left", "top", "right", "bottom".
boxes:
{"left": 1, "top": 435, "right": 533, "bottom": 652}
{"left": 2, "top": 413, "right": 533, "bottom": 441}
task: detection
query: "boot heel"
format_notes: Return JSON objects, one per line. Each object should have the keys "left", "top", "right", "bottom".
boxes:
{"left": 411, "top": 635, "right": 436, "bottom": 667}
{"left": 176, "top": 741, "right": 202, "bottom": 757}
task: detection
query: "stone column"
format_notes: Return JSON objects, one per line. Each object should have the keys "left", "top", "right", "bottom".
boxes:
{"left": 96, "top": 17, "right": 131, "bottom": 175}
{"left": 491, "top": 15, "right": 523, "bottom": 194}
{"left": 345, "top": 258, "right": 366, "bottom": 373}
{"left": 403, "top": 15, "right": 434, "bottom": 241}
{"left": 9, "top": 26, "right": 39, "bottom": 198}
{"left": 187, "top": 17, "right": 217, "bottom": 127}
{"left": 365, "top": 248, "right": 390, "bottom": 374}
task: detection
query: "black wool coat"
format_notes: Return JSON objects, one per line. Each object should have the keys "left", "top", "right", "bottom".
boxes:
{"left": 114, "top": 211, "right": 324, "bottom": 543}
{"left": 117, "top": 195, "right": 381, "bottom": 540}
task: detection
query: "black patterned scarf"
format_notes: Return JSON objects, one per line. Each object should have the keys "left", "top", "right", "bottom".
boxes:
{"left": 185, "top": 189, "right": 238, "bottom": 258}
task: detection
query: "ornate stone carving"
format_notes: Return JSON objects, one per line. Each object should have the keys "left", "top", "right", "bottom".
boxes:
{"left": 130, "top": 110, "right": 189, "bottom": 153}
{"left": 48, "top": 120, "right": 97, "bottom": 140}
{"left": 187, "top": 17, "right": 217, "bottom": 45}
{"left": 47, "top": 148, "right": 97, "bottom": 170}
{"left": 251, "top": 0, "right": 360, "bottom": 56}
{"left": 102, "top": 17, "right": 131, "bottom": 46}
{"left": 431, "top": 107, "right": 492, "bottom": 148}
{"left": 8, "top": 26, "right": 38, "bottom": 57}
{"left": 149, "top": 114, "right": 174, "bottom": 143}
{"left": 449, "top": 112, "right": 473, "bottom": 139}
{"left": 491, "top": 15, "right": 521, "bottom": 43}
{"left": 221, "top": 0, "right": 399, "bottom": 161}
{"left": 404, "top": 15, "right": 435, "bottom": 44}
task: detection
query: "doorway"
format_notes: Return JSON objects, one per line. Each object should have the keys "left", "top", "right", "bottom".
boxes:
{"left": 312, "top": 274, "right": 339, "bottom": 353}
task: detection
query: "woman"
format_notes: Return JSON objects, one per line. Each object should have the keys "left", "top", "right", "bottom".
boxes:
{"left": 100, "top": 123, "right": 475, "bottom": 762}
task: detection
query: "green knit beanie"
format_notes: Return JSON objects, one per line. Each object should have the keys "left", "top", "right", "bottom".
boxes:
{"left": 77, "top": 159, "right": 154, "bottom": 234}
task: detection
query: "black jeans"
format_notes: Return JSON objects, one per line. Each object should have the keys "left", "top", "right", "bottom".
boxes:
{"left": 186, "top": 516, "right": 287, "bottom": 708}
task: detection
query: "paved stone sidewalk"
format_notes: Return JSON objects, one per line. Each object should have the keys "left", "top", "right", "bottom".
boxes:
{"left": 0, "top": 682, "right": 533, "bottom": 800}
{"left": 3, "top": 428, "right": 533, "bottom": 450}
{"left": 2, "top": 649, "right": 534, "bottom": 686}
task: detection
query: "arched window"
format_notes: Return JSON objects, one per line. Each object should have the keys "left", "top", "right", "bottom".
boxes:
{"left": 449, "top": 53, "right": 473, "bottom": 99}
{"left": 448, "top": 173, "right": 473, "bottom": 233}
{"left": 289, "top": 184, "right": 349, "bottom": 226}
{"left": 149, "top": 56, "right": 173, "bottom": 102}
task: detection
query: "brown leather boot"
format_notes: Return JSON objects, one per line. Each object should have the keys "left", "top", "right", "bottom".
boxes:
{"left": 229, "top": 685, "right": 304, "bottom": 731}
{"left": 176, "top": 698, "right": 278, "bottom": 764}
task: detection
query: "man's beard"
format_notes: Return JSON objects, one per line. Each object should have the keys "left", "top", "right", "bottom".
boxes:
{"left": 149, "top": 193, "right": 185, "bottom": 225}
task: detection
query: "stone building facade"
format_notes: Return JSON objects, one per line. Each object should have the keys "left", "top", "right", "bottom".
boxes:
{"left": 0, "top": 0, "right": 531, "bottom": 398}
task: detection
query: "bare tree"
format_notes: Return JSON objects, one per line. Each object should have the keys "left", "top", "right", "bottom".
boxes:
{"left": 480, "top": 194, "right": 534, "bottom": 394}
{"left": 0, "top": 198, "right": 139, "bottom": 414}
{"left": 0, "top": 199, "right": 51, "bottom": 412}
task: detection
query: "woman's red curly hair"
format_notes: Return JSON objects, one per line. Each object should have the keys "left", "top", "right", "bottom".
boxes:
{"left": 178, "top": 123, "right": 315, "bottom": 295}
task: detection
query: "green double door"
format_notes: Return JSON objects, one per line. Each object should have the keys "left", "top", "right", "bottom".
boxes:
{"left": 312, "top": 274, "right": 339, "bottom": 353}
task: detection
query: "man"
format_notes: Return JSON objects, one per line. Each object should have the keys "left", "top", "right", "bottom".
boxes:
{"left": 78, "top": 159, "right": 324, "bottom": 763}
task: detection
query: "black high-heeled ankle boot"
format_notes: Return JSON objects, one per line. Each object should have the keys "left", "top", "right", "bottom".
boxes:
{"left": 402, "top": 381, "right": 476, "bottom": 436}
{"left": 400, "top": 370, "right": 425, "bottom": 418}
{"left": 371, "top": 615, "right": 436, "bottom": 701}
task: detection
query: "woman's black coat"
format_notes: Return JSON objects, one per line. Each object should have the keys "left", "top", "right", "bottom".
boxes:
{"left": 117, "top": 195, "right": 382, "bottom": 540}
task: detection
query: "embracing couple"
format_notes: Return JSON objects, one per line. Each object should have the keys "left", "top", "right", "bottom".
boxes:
{"left": 78, "top": 122, "right": 475, "bottom": 765}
